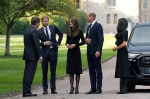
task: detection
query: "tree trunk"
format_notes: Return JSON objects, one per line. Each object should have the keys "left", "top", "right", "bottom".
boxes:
{"left": 5, "top": 24, "right": 13, "bottom": 56}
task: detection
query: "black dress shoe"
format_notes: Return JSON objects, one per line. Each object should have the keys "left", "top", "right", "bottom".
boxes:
{"left": 85, "top": 89, "right": 96, "bottom": 94}
{"left": 94, "top": 90, "right": 102, "bottom": 94}
{"left": 51, "top": 90, "right": 58, "bottom": 94}
{"left": 43, "top": 90, "right": 48, "bottom": 95}
{"left": 23, "top": 93, "right": 37, "bottom": 97}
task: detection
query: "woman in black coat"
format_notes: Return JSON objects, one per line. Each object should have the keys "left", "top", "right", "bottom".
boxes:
{"left": 66, "top": 17, "right": 85, "bottom": 94}
{"left": 112, "top": 18, "right": 130, "bottom": 94}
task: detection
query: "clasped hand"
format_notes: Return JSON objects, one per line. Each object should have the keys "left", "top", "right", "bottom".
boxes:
{"left": 44, "top": 41, "right": 52, "bottom": 45}
{"left": 85, "top": 38, "right": 91, "bottom": 44}
{"left": 66, "top": 44, "right": 76, "bottom": 49}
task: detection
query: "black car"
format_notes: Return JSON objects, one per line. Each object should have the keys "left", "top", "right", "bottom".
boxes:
{"left": 127, "top": 22, "right": 150, "bottom": 92}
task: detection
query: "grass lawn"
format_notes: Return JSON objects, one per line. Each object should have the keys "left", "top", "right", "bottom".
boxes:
{"left": 0, "top": 34, "right": 116, "bottom": 95}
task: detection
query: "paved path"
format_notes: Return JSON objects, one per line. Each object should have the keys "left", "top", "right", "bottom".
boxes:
{"left": 5, "top": 57, "right": 150, "bottom": 99}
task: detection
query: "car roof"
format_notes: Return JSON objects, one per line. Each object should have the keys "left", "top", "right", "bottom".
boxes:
{"left": 135, "top": 23, "right": 150, "bottom": 27}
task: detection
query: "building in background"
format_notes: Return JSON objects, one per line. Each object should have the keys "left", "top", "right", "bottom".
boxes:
{"left": 77, "top": 0, "right": 150, "bottom": 34}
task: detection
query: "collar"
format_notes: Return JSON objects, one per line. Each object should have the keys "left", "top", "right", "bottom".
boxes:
{"left": 31, "top": 25, "right": 36, "bottom": 29}
{"left": 91, "top": 20, "right": 96, "bottom": 28}
{"left": 43, "top": 25, "right": 49, "bottom": 29}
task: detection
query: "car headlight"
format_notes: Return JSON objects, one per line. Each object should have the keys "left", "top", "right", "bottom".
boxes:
{"left": 128, "top": 53, "right": 140, "bottom": 59}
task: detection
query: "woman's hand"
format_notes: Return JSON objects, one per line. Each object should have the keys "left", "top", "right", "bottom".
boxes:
{"left": 66, "top": 44, "right": 70, "bottom": 48}
{"left": 112, "top": 47, "right": 117, "bottom": 52}
{"left": 69, "top": 44, "right": 76, "bottom": 49}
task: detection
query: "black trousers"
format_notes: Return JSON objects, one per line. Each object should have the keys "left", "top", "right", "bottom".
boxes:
{"left": 87, "top": 53, "right": 103, "bottom": 91}
{"left": 42, "top": 48, "right": 57, "bottom": 91}
{"left": 23, "top": 60, "right": 38, "bottom": 95}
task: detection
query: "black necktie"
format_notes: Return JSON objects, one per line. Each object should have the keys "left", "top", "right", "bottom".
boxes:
{"left": 88, "top": 24, "right": 92, "bottom": 35}
{"left": 45, "top": 27, "right": 50, "bottom": 40}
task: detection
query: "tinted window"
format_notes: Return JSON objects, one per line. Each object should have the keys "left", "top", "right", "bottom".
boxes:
{"left": 130, "top": 26, "right": 150, "bottom": 45}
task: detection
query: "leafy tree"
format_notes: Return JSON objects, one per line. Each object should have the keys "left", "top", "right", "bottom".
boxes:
{"left": 12, "top": 19, "right": 30, "bottom": 35}
{"left": 0, "top": 0, "right": 77, "bottom": 56}
{"left": 0, "top": 20, "right": 6, "bottom": 34}
{"left": 53, "top": 17, "right": 68, "bottom": 33}
{"left": 77, "top": 11, "right": 87, "bottom": 32}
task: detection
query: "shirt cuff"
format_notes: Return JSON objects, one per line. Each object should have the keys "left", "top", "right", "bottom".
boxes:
{"left": 40, "top": 56, "right": 42, "bottom": 59}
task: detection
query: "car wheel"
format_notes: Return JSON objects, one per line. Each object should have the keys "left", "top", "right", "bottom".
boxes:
{"left": 127, "top": 84, "right": 135, "bottom": 92}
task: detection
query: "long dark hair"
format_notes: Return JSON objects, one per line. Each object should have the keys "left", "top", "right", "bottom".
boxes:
{"left": 115, "top": 18, "right": 128, "bottom": 39}
{"left": 68, "top": 17, "right": 80, "bottom": 37}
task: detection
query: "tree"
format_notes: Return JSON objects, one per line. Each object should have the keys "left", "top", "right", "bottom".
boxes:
{"left": 0, "top": 20, "right": 6, "bottom": 34}
{"left": 12, "top": 19, "right": 30, "bottom": 35}
{"left": 0, "top": 0, "right": 77, "bottom": 56}
{"left": 77, "top": 11, "right": 87, "bottom": 32}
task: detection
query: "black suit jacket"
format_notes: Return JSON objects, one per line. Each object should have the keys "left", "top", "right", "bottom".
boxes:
{"left": 23, "top": 26, "right": 41, "bottom": 60}
{"left": 86, "top": 22, "right": 104, "bottom": 54}
{"left": 38, "top": 25, "right": 63, "bottom": 57}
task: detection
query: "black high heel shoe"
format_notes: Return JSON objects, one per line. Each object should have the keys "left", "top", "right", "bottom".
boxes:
{"left": 75, "top": 88, "right": 79, "bottom": 94}
{"left": 117, "top": 91, "right": 128, "bottom": 94}
{"left": 69, "top": 87, "right": 74, "bottom": 94}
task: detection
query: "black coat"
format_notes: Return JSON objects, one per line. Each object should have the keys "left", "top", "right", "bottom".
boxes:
{"left": 86, "top": 22, "right": 104, "bottom": 54}
{"left": 66, "top": 30, "right": 85, "bottom": 74}
{"left": 38, "top": 25, "right": 63, "bottom": 57}
{"left": 23, "top": 26, "right": 41, "bottom": 60}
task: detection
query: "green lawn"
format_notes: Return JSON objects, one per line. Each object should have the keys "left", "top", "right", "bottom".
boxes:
{"left": 0, "top": 34, "right": 116, "bottom": 94}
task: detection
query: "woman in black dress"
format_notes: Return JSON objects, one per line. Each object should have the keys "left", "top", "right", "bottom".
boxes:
{"left": 112, "top": 18, "right": 130, "bottom": 94}
{"left": 66, "top": 17, "right": 85, "bottom": 94}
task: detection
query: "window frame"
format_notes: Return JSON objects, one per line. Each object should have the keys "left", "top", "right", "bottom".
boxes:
{"left": 106, "top": 0, "right": 116, "bottom": 7}
{"left": 107, "top": 14, "right": 111, "bottom": 24}
{"left": 76, "top": 0, "right": 81, "bottom": 9}
{"left": 114, "top": 14, "right": 118, "bottom": 24}
{"left": 142, "top": 0, "right": 149, "bottom": 10}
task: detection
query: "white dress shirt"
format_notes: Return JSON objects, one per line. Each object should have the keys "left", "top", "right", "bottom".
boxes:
{"left": 91, "top": 20, "right": 96, "bottom": 28}
{"left": 43, "top": 26, "right": 53, "bottom": 48}
{"left": 43, "top": 26, "right": 51, "bottom": 40}
{"left": 88, "top": 20, "right": 96, "bottom": 34}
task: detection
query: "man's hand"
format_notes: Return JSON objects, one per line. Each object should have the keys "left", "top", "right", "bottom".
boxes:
{"left": 39, "top": 58, "right": 43, "bottom": 63}
{"left": 44, "top": 41, "right": 52, "bottom": 45}
{"left": 85, "top": 38, "right": 92, "bottom": 44}
{"left": 112, "top": 47, "right": 117, "bottom": 52}
{"left": 95, "top": 51, "right": 100, "bottom": 58}
{"left": 57, "top": 44, "right": 60, "bottom": 48}
{"left": 69, "top": 44, "right": 76, "bottom": 49}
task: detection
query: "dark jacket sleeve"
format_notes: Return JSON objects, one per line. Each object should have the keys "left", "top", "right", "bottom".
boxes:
{"left": 40, "top": 42, "right": 44, "bottom": 46}
{"left": 38, "top": 29, "right": 45, "bottom": 47}
{"left": 32, "top": 30, "right": 41, "bottom": 57}
{"left": 76, "top": 30, "right": 85, "bottom": 47}
{"left": 55, "top": 25, "right": 63, "bottom": 45}
{"left": 97, "top": 24, "right": 104, "bottom": 52}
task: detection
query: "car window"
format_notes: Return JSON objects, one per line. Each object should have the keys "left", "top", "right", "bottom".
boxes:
{"left": 130, "top": 26, "right": 150, "bottom": 45}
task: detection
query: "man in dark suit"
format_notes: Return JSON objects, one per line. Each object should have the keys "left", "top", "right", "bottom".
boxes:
{"left": 23, "top": 17, "right": 42, "bottom": 97}
{"left": 85, "top": 13, "right": 104, "bottom": 94}
{"left": 38, "top": 15, "right": 63, "bottom": 94}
